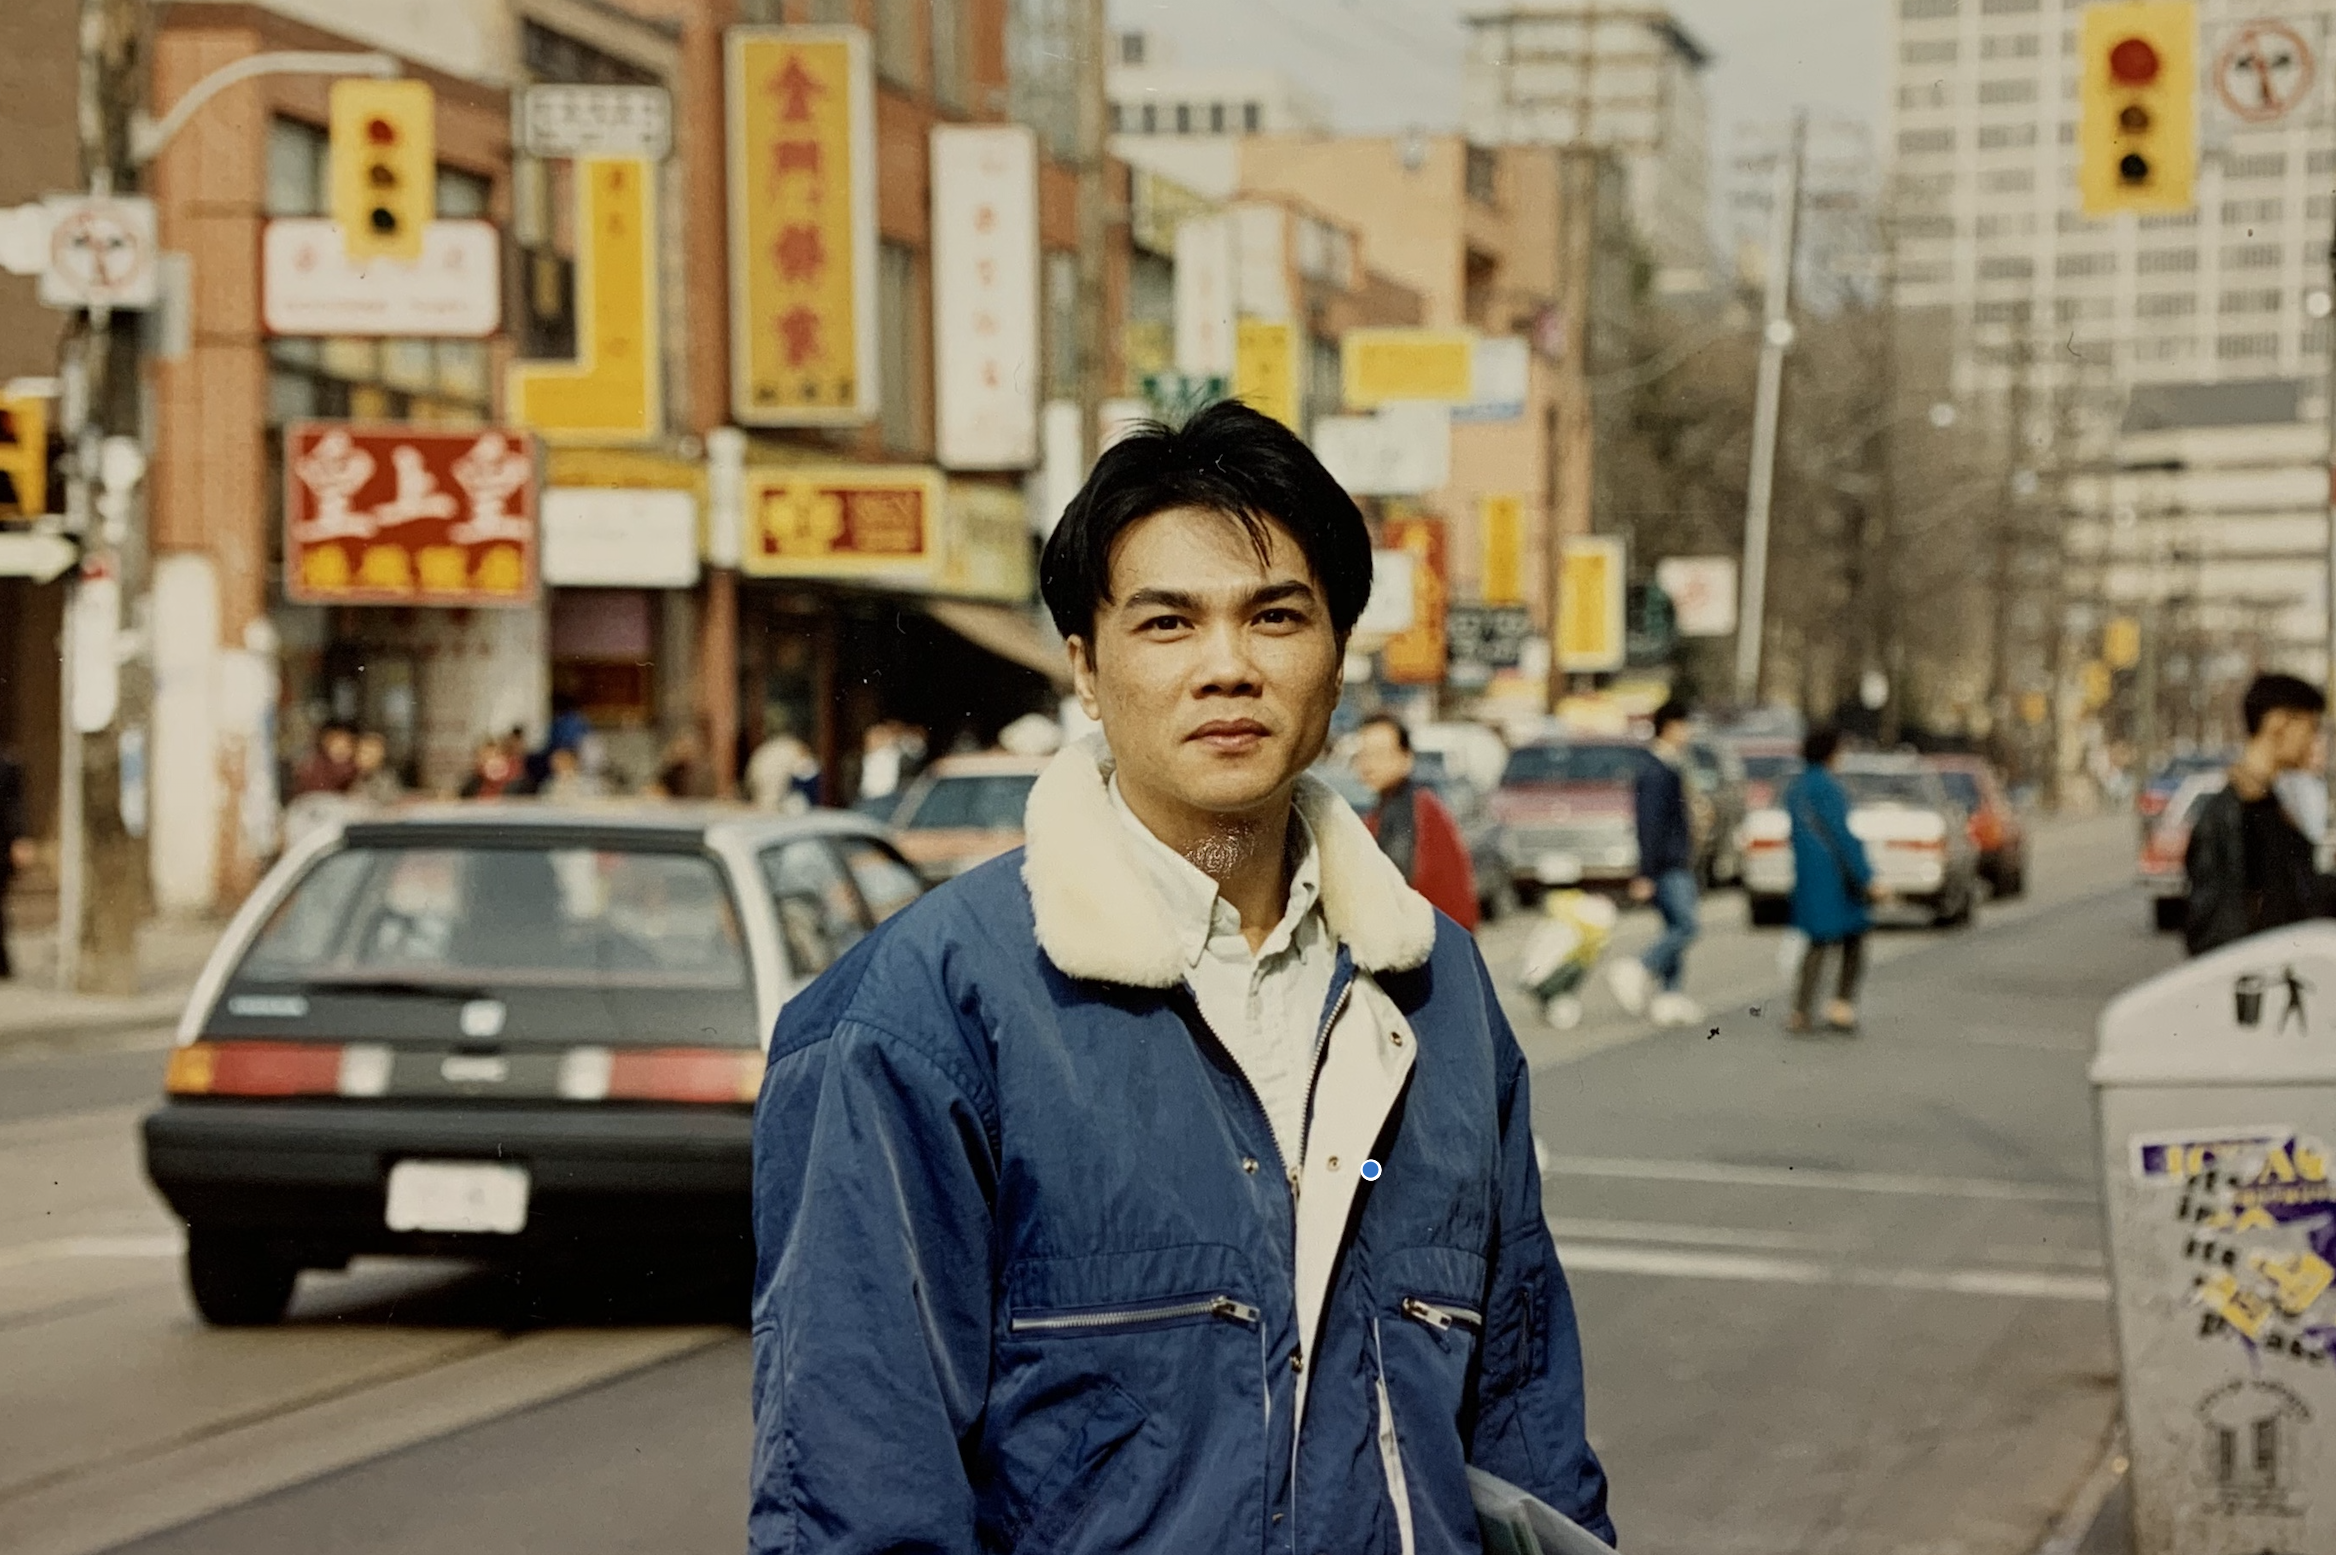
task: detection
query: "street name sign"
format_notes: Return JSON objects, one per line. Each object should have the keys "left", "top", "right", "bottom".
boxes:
{"left": 518, "top": 84, "right": 674, "bottom": 161}
{"left": 262, "top": 218, "right": 500, "bottom": 337}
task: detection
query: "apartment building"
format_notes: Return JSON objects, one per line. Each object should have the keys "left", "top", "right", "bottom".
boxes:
{"left": 1461, "top": 6, "right": 1715, "bottom": 297}
{"left": 1105, "top": 28, "right": 1331, "bottom": 200}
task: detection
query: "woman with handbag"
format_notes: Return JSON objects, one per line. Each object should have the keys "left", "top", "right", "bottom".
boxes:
{"left": 1784, "top": 727, "right": 1883, "bottom": 1032}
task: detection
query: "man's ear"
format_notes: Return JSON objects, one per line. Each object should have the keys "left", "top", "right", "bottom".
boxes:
{"left": 1067, "top": 636, "right": 1103, "bottom": 723}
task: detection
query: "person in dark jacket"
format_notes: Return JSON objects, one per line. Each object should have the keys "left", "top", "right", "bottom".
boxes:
{"left": 749, "top": 402, "right": 1613, "bottom": 1553}
{"left": 1783, "top": 727, "right": 1880, "bottom": 1032}
{"left": 1610, "top": 699, "right": 1702, "bottom": 1026}
{"left": 0, "top": 744, "right": 26, "bottom": 980}
{"left": 2186, "top": 672, "right": 2329, "bottom": 956}
{"left": 1354, "top": 712, "right": 1479, "bottom": 930}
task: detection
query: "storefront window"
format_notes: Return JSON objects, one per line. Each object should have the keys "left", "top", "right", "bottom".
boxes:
{"left": 878, "top": 240, "right": 925, "bottom": 453}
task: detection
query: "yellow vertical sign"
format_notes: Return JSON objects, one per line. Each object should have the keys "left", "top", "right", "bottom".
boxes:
{"left": 507, "top": 158, "right": 660, "bottom": 442}
{"left": 1235, "top": 319, "right": 1302, "bottom": 429}
{"left": 1480, "top": 493, "right": 1525, "bottom": 605}
{"left": 2103, "top": 615, "right": 2142, "bottom": 669}
{"left": 729, "top": 28, "right": 876, "bottom": 426}
{"left": 1556, "top": 536, "right": 1625, "bottom": 673}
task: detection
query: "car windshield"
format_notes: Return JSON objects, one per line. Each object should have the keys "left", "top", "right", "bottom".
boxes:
{"left": 236, "top": 843, "right": 749, "bottom": 990}
{"left": 1740, "top": 754, "right": 1802, "bottom": 781}
{"left": 1935, "top": 771, "right": 1982, "bottom": 810}
{"left": 903, "top": 773, "right": 1038, "bottom": 831}
{"left": 1842, "top": 771, "right": 1944, "bottom": 809}
{"left": 1502, "top": 744, "right": 1643, "bottom": 786}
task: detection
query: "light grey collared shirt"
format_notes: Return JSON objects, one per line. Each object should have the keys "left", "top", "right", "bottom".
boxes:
{"left": 1109, "top": 781, "right": 1337, "bottom": 1173}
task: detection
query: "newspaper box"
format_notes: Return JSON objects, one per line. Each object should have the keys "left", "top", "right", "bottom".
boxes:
{"left": 2093, "top": 922, "right": 2336, "bottom": 1555}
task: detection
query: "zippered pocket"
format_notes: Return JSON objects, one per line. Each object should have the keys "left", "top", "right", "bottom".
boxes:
{"left": 1010, "top": 1293, "right": 1261, "bottom": 1336}
{"left": 1399, "top": 1296, "right": 1483, "bottom": 1334}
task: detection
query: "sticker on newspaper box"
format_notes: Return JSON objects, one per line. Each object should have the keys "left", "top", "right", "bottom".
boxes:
{"left": 2136, "top": 1126, "right": 2336, "bottom": 1365}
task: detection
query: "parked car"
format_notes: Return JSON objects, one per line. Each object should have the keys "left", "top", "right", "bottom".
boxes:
{"left": 2138, "top": 751, "right": 2231, "bottom": 838}
{"left": 1728, "top": 740, "right": 1804, "bottom": 811}
{"left": 1741, "top": 756, "right": 1983, "bottom": 928}
{"left": 885, "top": 751, "right": 1048, "bottom": 883}
{"left": 140, "top": 803, "right": 926, "bottom": 1326}
{"left": 1410, "top": 720, "right": 1510, "bottom": 794}
{"left": 2140, "top": 771, "right": 2225, "bottom": 932}
{"left": 1490, "top": 739, "right": 1645, "bottom": 900}
{"left": 1683, "top": 737, "right": 1748, "bottom": 886}
{"left": 1925, "top": 754, "right": 2028, "bottom": 896}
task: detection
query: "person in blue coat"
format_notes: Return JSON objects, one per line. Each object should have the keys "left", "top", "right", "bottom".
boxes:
{"left": 748, "top": 402, "right": 1613, "bottom": 1554}
{"left": 1784, "top": 727, "right": 1880, "bottom": 1032}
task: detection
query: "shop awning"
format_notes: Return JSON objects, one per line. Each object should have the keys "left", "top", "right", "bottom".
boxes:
{"left": 920, "top": 599, "right": 1072, "bottom": 688}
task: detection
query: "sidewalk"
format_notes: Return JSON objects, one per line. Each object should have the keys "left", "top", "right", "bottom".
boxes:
{"left": 0, "top": 917, "right": 222, "bottom": 1044}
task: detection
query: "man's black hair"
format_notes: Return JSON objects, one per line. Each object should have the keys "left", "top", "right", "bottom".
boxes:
{"left": 1651, "top": 699, "right": 1692, "bottom": 736}
{"left": 2243, "top": 673, "right": 2327, "bottom": 735}
{"left": 1360, "top": 711, "right": 1412, "bottom": 752}
{"left": 1039, "top": 400, "right": 1373, "bottom": 648}
{"left": 1803, "top": 726, "right": 1842, "bottom": 765}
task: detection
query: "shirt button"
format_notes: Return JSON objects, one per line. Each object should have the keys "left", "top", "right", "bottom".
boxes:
{"left": 1241, "top": 1156, "right": 1259, "bottom": 1174}
{"left": 1391, "top": 1031, "right": 1404, "bottom": 1046}
{"left": 1326, "top": 1155, "right": 1339, "bottom": 1171}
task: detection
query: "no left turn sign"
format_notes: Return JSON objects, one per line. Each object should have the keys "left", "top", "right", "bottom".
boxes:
{"left": 35, "top": 194, "right": 158, "bottom": 311}
{"left": 2217, "top": 19, "right": 2316, "bottom": 125}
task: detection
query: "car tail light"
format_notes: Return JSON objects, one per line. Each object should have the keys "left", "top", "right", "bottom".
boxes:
{"left": 1748, "top": 835, "right": 1788, "bottom": 852}
{"left": 603, "top": 1047, "right": 765, "bottom": 1105}
{"left": 166, "top": 1040, "right": 345, "bottom": 1097}
{"left": 1892, "top": 837, "right": 1946, "bottom": 853}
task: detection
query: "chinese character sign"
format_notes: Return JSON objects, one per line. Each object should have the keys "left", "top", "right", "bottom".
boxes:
{"left": 740, "top": 466, "right": 942, "bottom": 587}
{"left": 507, "top": 158, "right": 659, "bottom": 441}
{"left": 932, "top": 125, "right": 1040, "bottom": 470}
{"left": 284, "top": 423, "right": 539, "bottom": 606}
{"left": 728, "top": 27, "right": 876, "bottom": 426}
{"left": 1381, "top": 514, "right": 1449, "bottom": 686}
{"left": 1234, "top": 319, "right": 1301, "bottom": 431}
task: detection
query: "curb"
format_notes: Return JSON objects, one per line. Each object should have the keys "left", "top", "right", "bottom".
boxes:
{"left": 2033, "top": 1431, "right": 2130, "bottom": 1555}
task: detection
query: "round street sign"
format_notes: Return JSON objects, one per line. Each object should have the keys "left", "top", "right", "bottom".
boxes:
{"left": 36, "top": 194, "right": 158, "bottom": 311}
{"left": 2217, "top": 20, "right": 2315, "bottom": 125}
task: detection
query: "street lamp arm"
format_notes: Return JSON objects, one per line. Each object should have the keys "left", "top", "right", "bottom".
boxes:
{"left": 129, "top": 51, "right": 400, "bottom": 166}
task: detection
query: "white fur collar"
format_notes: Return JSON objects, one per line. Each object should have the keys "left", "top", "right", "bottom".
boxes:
{"left": 1020, "top": 734, "right": 1438, "bottom": 987}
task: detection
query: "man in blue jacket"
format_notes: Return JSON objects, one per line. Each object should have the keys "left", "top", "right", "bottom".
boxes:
{"left": 749, "top": 401, "right": 1613, "bottom": 1553}
{"left": 1609, "top": 700, "right": 1701, "bottom": 1028}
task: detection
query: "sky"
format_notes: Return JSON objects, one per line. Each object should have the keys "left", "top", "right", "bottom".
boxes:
{"left": 1105, "top": 0, "right": 1891, "bottom": 162}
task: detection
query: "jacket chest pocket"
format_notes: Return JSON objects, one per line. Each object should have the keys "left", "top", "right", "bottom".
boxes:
{"left": 1370, "top": 1246, "right": 1489, "bottom": 1428}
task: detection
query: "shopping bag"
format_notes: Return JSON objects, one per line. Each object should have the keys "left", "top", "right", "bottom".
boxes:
{"left": 1470, "top": 1467, "right": 1616, "bottom": 1555}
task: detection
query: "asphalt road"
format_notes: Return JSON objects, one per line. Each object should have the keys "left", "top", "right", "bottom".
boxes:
{"left": 0, "top": 813, "right": 2165, "bottom": 1555}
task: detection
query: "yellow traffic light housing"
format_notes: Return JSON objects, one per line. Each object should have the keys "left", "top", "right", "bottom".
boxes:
{"left": 0, "top": 394, "right": 47, "bottom": 517}
{"left": 330, "top": 79, "right": 434, "bottom": 261}
{"left": 2080, "top": 2, "right": 2196, "bottom": 216}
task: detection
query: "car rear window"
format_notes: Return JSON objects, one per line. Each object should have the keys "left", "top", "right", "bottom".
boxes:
{"left": 1935, "top": 771, "right": 1982, "bottom": 810}
{"left": 903, "top": 773, "right": 1038, "bottom": 830}
{"left": 1501, "top": 744, "right": 1644, "bottom": 786}
{"left": 238, "top": 844, "right": 748, "bottom": 989}
{"left": 1842, "top": 771, "right": 1945, "bottom": 809}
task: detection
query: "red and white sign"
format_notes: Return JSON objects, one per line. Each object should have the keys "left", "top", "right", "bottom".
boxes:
{"left": 38, "top": 194, "right": 158, "bottom": 311}
{"left": 931, "top": 125, "right": 1040, "bottom": 470}
{"left": 262, "top": 219, "right": 501, "bottom": 338}
{"left": 2217, "top": 19, "right": 2317, "bottom": 125}
{"left": 284, "top": 423, "right": 540, "bottom": 607}
{"left": 1654, "top": 555, "right": 1740, "bottom": 639}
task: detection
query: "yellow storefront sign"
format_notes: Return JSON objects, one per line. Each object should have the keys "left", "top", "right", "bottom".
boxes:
{"left": 1556, "top": 536, "right": 1625, "bottom": 673}
{"left": 728, "top": 28, "right": 877, "bottom": 426}
{"left": 1235, "top": 318, "right": 1302, "bottom": 429}
{"left": 741, "top": 465, "right": 942, "bottom": 585}
{"left": 2103, "top": 615, "right": 2141, "bottom": 670}
{"left": 508, "top": 158, "right": 659, "bottom": 442}
{"left": 1480, "top": 493, "right": 1526, "bottom": 606}
{"left": 1342, "top": 328, "right": 1474, "bottom": 410}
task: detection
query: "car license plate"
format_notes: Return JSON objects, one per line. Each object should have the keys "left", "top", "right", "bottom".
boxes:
{"left": 384, "top": 1160, "right": 530, "bottom": 1234}
{"left": 1535, "top": 851, "right": 1585, "bottom": 885}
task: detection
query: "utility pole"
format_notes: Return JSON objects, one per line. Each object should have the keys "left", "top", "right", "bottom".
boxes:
{"left": 1543, "top": 144, "right": 1598, "bottom": 715}
{"left": 1732, "top": 109, "right": 1804, "bottom": 709}
{"left": 1867, "top": 197, "right": 1904, "bottom": 745}
{"left": 1988, "top": 332, "right": 2035, "bottom": 782}
{"left": 57, "top": 0, "right": 152, "bottom": 994}
{"left": 1070, "top": 0, "right": 1109, "bottom": 458}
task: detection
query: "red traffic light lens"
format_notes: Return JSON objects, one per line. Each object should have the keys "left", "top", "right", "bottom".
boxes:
{"left": 2110, "top": 36, "right": 2160, "bottom": 84}
{"left": 366, "top": 116, "right": 398, "bottom": 146}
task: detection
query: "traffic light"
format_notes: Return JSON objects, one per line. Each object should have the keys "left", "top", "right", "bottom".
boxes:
{"left": 330, "top": 79, "right": 434, "bottom": 261}
{"left": 2079, "top": 2, "right": 2196, "bottom": 217}
{"left": 0, "top": 394, "right": 47, "bottom": 517}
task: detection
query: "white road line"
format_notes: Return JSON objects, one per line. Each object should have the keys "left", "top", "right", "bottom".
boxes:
{"left": 1554, "top": 1241, "right": 2110, "bottom": 1303}
{"left": 0, "top": 1234, "right": 182, "bottom": 1274}
{"left": 1542, "top": 1153, "right": 2097, "bottom": 1205}
{"left": 1543, "top": 1216, "right": 1852, "bottom": 1254}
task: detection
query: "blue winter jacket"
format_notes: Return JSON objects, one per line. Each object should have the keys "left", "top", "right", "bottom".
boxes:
{"left": 1786, "top": 766, "right": 1874, "bottom": 945}
{"left": 749, "top": 736, "right": 1613, "bottom": 1554}
{"left": 1632, "top": 750, "right": 1694, "bottom": 879}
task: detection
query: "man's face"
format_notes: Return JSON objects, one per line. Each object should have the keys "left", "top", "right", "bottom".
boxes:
{"left": 1353, "top": 722, "right": 1412, "bottom": 797}
{"left": 2265, "top": 709, "right": 2324, "bottom": 772}
{"left": 1068, "top": 506, "right": 1342, "bottom": 825}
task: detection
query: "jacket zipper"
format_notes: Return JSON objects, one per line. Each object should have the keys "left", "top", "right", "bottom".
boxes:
{"left": 1009, "top": 1294, "right": 1261, "bottom": 1334}
{"left": 1399, "top": 1296, "right": 1483, "bottom": 1333}
{"left": 1292, "top": 974, "right": 1357, "bottom": 1195}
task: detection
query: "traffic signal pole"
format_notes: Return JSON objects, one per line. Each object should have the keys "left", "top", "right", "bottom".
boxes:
{"left": 1732, "top": 112, "right": 1804, "bottom": 709}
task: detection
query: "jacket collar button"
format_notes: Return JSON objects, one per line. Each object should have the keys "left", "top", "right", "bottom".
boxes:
{"left": 1241, "top": 1156, "right": 1258, "bottom": 1173}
